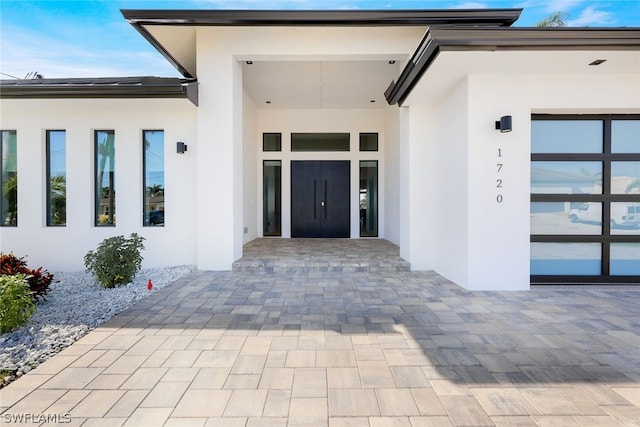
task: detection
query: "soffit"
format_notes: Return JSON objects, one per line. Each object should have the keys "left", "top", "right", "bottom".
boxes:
{"left": 403, "top": 49, "right": 640, "bottom": 106}
{"left": 123, "top": 9, "right": 523, "bottom": 79}
{"left": 242, "top": 60, "right": 402, "bottom": 109}
{"left": 145, "top": 26, "right": 197, "bottom": 78}
{"left": 387, "top": 27, "right": 640, "bottom": 106}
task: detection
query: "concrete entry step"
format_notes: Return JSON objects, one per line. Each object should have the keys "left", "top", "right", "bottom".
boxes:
{"left": 233, "top": 238, "right": 410, "bottom": 273}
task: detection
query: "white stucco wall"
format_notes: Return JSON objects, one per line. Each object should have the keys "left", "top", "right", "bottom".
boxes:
{"left": 243, "top": 90, "right": 258, "bottom": 244}
{"left": 195, "top": 34, "right": 245, "bottom": 270}
{"left": 404, "top": 67, "right": 640, "bottom": 291}
{"left": 0, "top": 98, "right": 197, "bottom": 272}
{"left": 383, "top": 107, "right": 401, "bottom": 246}
{"left": 402, "top": 81, "right": 470, "bottom": 285}
{"left": 465, "top": 72, "right": 640, "bottom": 290}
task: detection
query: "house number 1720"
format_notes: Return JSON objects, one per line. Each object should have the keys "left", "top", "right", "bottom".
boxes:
{"left": 496, "top": 148, "right": 503, "bottom": 203}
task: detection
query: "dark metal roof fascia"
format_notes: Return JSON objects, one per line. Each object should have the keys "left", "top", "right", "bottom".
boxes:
{"left": 385, "top": 31, "right": 437, "bottom": 106}
{"left": 386, "top": 27, "right": 640, "bottom": 106}
{"left": 121, "top": 9, "right": 523, "bottom": 27}
{"left": 0, "top": 77, "right": 199, "bottom": 106}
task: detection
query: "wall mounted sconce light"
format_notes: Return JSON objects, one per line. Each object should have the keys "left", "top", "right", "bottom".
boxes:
{"left": 177, "top": 142, "right": 188, "bottom": 154}
{"left": 495, "top": 115, "right": 512, "bottom": 133}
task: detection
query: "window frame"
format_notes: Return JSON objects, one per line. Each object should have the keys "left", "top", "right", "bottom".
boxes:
{"left": 291, "top": 133, "right": 350, "bottom": 152}
{"left": 263, "top": 160, "right": 282, "bottom": 236}
{"left": 46, "top": 130, "right": 66, "bottom": 226}
{"left": 359, "top": 160, "right": 379, "bottom": 237}
{"left": 0, "top": 130, "right": 18, "bottom": 227}
{"left": 263, "top": 133, "right": 282, "bottom": 152}
{"left": 531, "top": 114, "right": 640, "bottom": 284}
{"left": 142, "top": 129, "right": 165, "bottom": 227}
{"left": 94, "top": 129, "right": 116, "bottom": 227}
{"left": 359, "top": 133, "right": 379, "bottom": 152}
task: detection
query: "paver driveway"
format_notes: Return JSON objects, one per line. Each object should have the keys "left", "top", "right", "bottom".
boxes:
{"left": 1, "top": 241, "right": 640, "bottom": 426}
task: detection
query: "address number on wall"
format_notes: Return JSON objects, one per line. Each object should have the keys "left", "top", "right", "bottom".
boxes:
{"left": 497, "top": 148, "right": 503, "bottom": 203}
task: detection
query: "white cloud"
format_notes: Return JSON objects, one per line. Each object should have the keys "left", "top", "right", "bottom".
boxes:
{"left": 0, "top": 26, "right": 178, "bottom": 78}
{"left": 194, "top": 0, "right": 333, "bottom": 7}
{"left": 451, "top": 2, "right": 488, "bottom": 9}
{"left": 542, "top": 0, "right": 583, "bottom": 13}
{"left": 567, "top": 5, "right": 613, "bottom": 26}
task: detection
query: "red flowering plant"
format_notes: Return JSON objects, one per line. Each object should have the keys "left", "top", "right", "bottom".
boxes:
{"left": 0, "top": 253, "right": 54, "bottom": 301}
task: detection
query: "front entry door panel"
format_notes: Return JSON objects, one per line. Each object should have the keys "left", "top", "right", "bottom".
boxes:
{"left": 291, "top": 161, "right": 350, "bottom": 238}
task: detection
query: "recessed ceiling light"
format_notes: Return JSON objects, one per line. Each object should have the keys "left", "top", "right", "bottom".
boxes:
{"left": 589, "top": 59, "right": 606, "bottom": 66}
{"left": 246, "top": 61, "right": 253, "bottom": 65}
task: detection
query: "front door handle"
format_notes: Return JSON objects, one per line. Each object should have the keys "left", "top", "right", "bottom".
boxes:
{"left": 324, "top": 180, "right": 328, "bottom": 219}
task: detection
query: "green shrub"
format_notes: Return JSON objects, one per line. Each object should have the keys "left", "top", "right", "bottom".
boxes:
{"left": 84, "top": 233, "right": 145, "bottom": 288}
{"left": 0, "top": 253, "right": 54, "bottom": 301}
{"left": 0, "top": 274, "right": 36, "bottom": 333}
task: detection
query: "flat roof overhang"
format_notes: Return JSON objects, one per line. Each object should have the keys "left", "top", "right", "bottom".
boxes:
{"left": 121, "top": 9, "right": 523, "bottom": 79}
{"left": 121, "top": 9, "right": 522, "bottom": 27}
{"left": 386, "top": 27, "right": 640, "bottom": 106}
{"left": 0, "top": 77, "right": 199, "bottom": 105}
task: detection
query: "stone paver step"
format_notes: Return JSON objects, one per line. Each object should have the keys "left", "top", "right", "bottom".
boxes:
{"left": 232, "top": 238, "right": 411, "bottom": 272}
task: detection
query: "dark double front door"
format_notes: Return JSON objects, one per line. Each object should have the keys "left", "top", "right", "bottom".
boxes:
{"left": 291, "top": 161, "right": 350, "bottom": 238}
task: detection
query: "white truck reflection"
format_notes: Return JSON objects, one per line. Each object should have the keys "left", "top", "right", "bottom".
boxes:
{"left": 568, "top": 203, "right": 640, "bottom": 228}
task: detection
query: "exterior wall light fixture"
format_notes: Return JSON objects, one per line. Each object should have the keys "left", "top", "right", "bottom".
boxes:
{"left": 177, "top": 142, "right": 188, "bottom": 154}
{"left": 495, "top": 115, "right": 512, "bottom": 133}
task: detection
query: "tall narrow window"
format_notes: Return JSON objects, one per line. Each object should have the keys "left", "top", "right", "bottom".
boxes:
{"left": 95, "top": 130, "right": 115, "bottom": 226}
{"left": 360, "top": 161, "right": 378, "bottom": 237}
{"left": 46, "top": 130, "right": 66, "bottom": 226}
{"left": 1, "top": 130, "right": 17, "bottom": 227}
{"left": 143, "top": 130, "right": 165, "bottom": 226}
{"left": 263, "top": 160, "right": 281, "bottom": 236}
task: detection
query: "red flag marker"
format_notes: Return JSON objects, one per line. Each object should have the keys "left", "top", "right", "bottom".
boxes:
{"left": 147, "top": 279, "right": 153, "bottom": 290}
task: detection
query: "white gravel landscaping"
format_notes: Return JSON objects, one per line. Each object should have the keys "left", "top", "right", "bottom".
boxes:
{"left": 0, "top": 265, "right": 195, "bottom": 387}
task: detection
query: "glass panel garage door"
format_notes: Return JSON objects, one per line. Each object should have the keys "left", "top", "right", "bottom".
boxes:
{"left": 530, "top": 115, "right": 640, "bottom": 284}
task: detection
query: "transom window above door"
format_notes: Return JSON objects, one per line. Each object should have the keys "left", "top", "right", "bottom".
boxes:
{"left": 291, "top": 133, "right": 350, "bottom": 152}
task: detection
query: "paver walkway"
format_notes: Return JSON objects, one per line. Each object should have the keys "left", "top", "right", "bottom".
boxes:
{"left": 1, "top": 241, "right": 640, "bottom": 426}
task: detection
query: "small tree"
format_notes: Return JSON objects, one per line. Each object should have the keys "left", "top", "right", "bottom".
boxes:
{"left": 84, "top": 233, "right": 145, "bottom": 288}
{"left": 537, "top": 11, "right": 569, "bottom": 27}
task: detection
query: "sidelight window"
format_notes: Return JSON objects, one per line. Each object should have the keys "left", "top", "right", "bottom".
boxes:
{"left": 263, "top": 160, "right": 282, "bottom": 236}
{"left": 360, "top": 161, "right": 378, "bottom": 237}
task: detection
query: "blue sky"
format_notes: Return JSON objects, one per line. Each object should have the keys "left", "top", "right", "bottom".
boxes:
{"left": 1, "top": 0, "right": 639, "bottom": 79}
